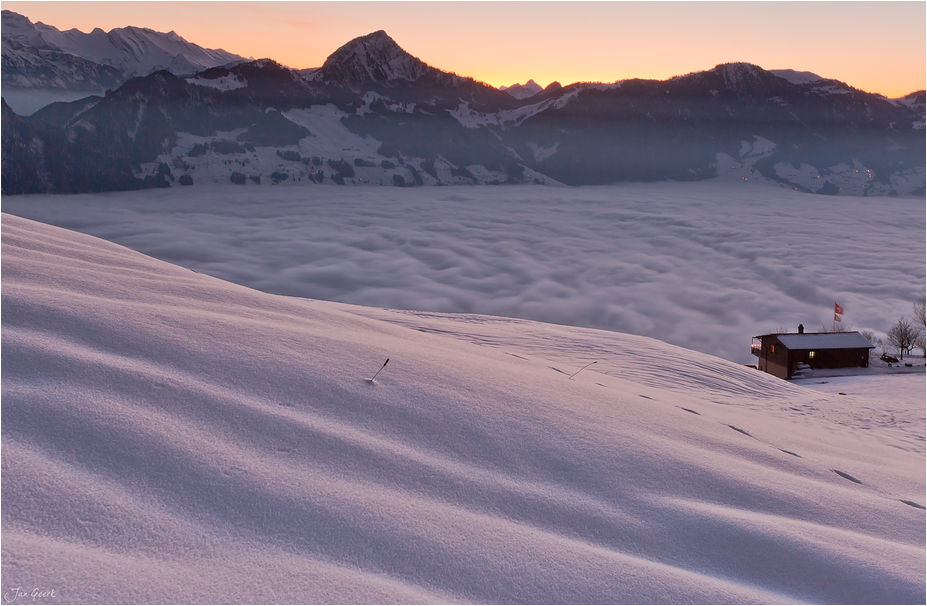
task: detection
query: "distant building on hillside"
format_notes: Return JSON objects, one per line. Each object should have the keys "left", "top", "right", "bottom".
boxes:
{"left": 751, "top": 325, "right": 875, "bottom": 379}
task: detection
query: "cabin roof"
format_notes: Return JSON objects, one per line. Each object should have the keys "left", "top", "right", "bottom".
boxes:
{"left": 755, "top": 332, "right": 875, "bottom": 350}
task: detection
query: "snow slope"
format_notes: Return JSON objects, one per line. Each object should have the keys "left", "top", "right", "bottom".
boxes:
{"left": 2, "top": 214, "right": 924, "bottom": 604}
{"left": 5, "top": 182, "right": 923, "bottom": 364}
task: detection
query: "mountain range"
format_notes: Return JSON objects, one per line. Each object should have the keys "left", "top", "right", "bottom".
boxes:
{"left": 1, "top": 10, "right": 243, "bottom": 113}
{"left": 500, "top": 79, "right": 545, "bottom": 99}
{"left": 2, "top": 13, "right": 924, "bottom": 196}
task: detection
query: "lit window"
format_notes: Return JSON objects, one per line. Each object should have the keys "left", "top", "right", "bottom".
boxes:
{"left": 770, "top": 345, "right": 775, "bottom": 353}
{"left": 809, "top": 351, "right": 816, "bottom": 359}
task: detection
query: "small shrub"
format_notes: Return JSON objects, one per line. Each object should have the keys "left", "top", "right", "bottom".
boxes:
{"left": 188, "top": 143, "right": 208, "bottom": 157}
{"left": 230, "top": 172, "right": 247, "bottom": 185}
{"left": 270, "top": 171, "right": 288, "bottom": 184}
{"left": 381, "top": 160, "right": 396, "bottom": 170}
{"left": 178, "top": 174, "right": 193, "bottom": 186}
{"left": 354, "top": 158, "right": 376, "bottom": 168}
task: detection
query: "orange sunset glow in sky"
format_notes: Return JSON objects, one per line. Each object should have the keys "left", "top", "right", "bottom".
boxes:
{"left": 5, "top": 1, "right": 925, "bottom": 98}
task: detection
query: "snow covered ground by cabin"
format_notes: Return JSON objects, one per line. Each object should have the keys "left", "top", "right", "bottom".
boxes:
{"left": 4, "top": 182, "right": 924, "bottom": 364}
{"left": 2, "top": 213, "right": 924, "bottom": 604}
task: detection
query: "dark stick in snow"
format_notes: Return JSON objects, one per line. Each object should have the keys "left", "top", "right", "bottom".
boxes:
{"left": 568, "top": 361, "right": 596, "bottom": 380}
{"left": 367, "top": 358, "right": 390, "bottom": 383}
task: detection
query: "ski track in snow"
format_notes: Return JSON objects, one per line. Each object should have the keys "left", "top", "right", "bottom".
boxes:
{"left": 1, "top": 213, "right": 925, "bottom": 604}
{"left": 4, "top": 182, "right": 924, "bottom": 365}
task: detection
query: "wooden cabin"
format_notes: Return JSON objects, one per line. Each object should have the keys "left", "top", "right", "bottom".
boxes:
{"left": 751, "top": 326, "right": 874, "bottom": 379}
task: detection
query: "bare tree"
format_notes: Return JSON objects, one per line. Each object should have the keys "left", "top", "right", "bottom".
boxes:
{"left": 886, "top": 317, "right": 919, "bottom": 360}
{"left": 914, "top": 296, "right": 926, "bottom": 330}
{"left": 915, "top": 297, "right": 926, "bottom": 357}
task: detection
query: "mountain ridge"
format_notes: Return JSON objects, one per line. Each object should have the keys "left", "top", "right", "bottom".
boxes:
{"left": 2, "top": 21, "right": 924, "bottom": 196}
{"left": 1, "top": 10, "right": 243, "bottom": 97}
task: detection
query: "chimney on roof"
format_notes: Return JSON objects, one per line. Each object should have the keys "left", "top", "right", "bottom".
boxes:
{"left": 798, "top": 324, "right": 804, "bottom": 334}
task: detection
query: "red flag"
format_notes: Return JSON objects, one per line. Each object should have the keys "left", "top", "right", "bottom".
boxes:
{"left": 834, "top": 314, "right": 842, "bottom": 322}
{"left": 834, "top": 302, "right": 844, "bottom": 315}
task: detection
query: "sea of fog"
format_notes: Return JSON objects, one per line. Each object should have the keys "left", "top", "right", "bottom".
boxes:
{"left": 4, "top": 182, "right": 924, "bottom": 363}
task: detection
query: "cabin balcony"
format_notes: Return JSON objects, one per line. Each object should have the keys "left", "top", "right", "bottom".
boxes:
{"left": 750, "top": 338, "right": 762, "bottom": 357}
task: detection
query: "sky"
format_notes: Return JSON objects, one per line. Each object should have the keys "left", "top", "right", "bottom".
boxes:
{"left": 4, "top": 1, "right": 926, "bottom": 98}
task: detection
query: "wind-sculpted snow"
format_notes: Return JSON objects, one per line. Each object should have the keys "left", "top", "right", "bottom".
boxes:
{"left": 5, "top": 183, "right": 924, "bottom": 364}
{"left": 2, "top": 214, "right": 924, "bottom": 604}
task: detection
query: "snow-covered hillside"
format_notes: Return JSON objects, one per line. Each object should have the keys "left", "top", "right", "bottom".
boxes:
{"left": 5, "top": 183, "right": 923, "bottom": 364}
{"left": 2, "top": 213, "right": 923, "bottom": 603}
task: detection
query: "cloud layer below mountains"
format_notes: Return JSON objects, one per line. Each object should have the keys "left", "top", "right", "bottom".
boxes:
{"left": 5, "top": 181, "right": 924, "bottom": 362}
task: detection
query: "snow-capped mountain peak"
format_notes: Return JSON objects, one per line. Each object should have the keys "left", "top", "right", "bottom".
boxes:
{"left": 1, "top": 10, "right": 37, "bottom": 36}
{"left": 317, "top": 30, "right": 432, "bottom": 86}
{"left": 501, "top": 79, "right": 543, "bottom": 99}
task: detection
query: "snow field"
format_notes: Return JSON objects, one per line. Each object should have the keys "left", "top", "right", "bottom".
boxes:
{"left": 5, "top": 182, "right": 924, "bottom": 365}
{"left": 2, "top": 214, "right": 924, "bottom": 603}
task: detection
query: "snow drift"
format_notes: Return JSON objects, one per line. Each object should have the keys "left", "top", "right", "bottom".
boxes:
{"left": 2, "top": 214, "right": 924, "bottom": 603}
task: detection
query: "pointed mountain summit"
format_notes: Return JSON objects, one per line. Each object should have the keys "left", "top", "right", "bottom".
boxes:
{"left": 316, "top": 30, "right": 434, "bottom": 86}
{"left": 501, "top": 79, "right": 543, "bottom": 99}
{"left": 311, "top": 29, "right": 512, "bottom": 107}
